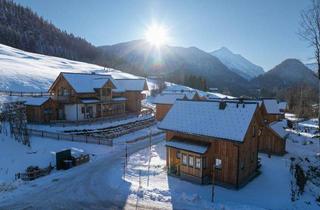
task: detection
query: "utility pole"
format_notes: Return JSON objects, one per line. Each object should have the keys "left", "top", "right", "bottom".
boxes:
{"left": 211, "top": 164, "right": 215, "bottom": 202}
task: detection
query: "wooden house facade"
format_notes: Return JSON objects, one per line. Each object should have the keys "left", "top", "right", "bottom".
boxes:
{"left": 159, "top": 100, "right": 263, "bottom": 188}
{"left": 259, "top": 120, "right": 288, "bottom": 155}
{"left": 26, "top": 72, "right": 148, "bottom": 123}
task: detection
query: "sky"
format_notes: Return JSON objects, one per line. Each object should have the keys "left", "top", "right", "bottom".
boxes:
{"left": 14, "top": 0, "right": 314, "bottom": 70}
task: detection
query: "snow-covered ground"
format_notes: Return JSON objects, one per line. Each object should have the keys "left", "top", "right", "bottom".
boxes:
{"left": 0, "top": 117, "right": 319, "bottom": 209}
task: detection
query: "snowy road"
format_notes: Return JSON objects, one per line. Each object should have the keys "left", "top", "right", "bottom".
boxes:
{"left": 0, "top": 135, "right": 165, "bottom": 210}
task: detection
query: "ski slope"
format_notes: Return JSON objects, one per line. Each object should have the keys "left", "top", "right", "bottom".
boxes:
{"left": 0, "top": 44, "right": 139, "bottom": 92}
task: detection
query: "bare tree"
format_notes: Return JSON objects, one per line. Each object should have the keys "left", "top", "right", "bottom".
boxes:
{"left": 300, "top": 0, "right": 320, "bottom": 79}
{"left": 299, "top": 0, "right": 320, "bottom": 133}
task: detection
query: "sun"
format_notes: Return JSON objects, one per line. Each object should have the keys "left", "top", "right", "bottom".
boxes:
{"left": 145, "top": 24, "right": 169, "bottom": 47}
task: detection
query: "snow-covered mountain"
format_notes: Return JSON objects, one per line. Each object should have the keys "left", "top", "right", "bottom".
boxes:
{"left": 210, "top": 47, "right": 264, "bottom": 80}
{"left": 0, "top": 44, "right": 140, "bottom": 92}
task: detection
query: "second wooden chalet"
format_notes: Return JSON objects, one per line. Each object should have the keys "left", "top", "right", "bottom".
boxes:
{"left": 261, "top": 99, "right": 284, "bottom": 123}
{"left": 158, "top": 100, "right": 263, "bottom": 189}
{"left": 43, "top": 72, "right": 148, "bottom": 121}
{"left": 258, "top": 120, "right": 288, "bottom": 155}
{"left": 153, "top": 92, "right": 200, "bottom": 121}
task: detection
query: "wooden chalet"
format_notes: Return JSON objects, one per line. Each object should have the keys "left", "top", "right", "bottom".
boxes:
{"left": 158, "top": 100, "right": 263, "bottom": 188}
{"left": 259, "top": 120, "right": 288, "bottom": 155}
{"left": 25, "top": 72, "right": 148, "bottom": 122}
{"left": 153, "top": 92, "right": 200, "bottom": 121}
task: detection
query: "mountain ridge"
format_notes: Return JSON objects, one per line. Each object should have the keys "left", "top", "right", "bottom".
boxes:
{"left": 210, "top": 47, "right": 264, "bottom": 80}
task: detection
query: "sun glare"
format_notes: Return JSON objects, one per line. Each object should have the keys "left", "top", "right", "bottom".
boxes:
{"left": 145, "top": 24, "right": 169, "bottom": 47}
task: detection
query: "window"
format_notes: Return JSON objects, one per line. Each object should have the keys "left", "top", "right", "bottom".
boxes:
{"left": 195, "top": 158, "right": 201, "bottom": 169}
{"left": 215, "top": 158, "right": 222, "bottom": 169}
{"left": 188, "top": 156, "right": 194, "bottom": 167}
{"left": 102, "top": 89, "right": 107, "bottom": 96}
{"left": 252, "top": 126, "right": 256, "bottom": 137}
{"left": 202, "top": 157, "right": 207, "bottom": 169}
{"left": 81, "top": 107, "right": 85, "bottom": 113}
{"left": 182, "top": 154, "right": 187, "bottom": 165}
{"left": 176, "top": 151, "right": 181, "bottom": 159}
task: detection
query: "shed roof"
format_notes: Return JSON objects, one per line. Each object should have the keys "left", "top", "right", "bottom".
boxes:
{"left": 24, "top": 96, "right": 50, "bottom": 106}
{"left": 159, "top": 100, "right": 258, "bottom": 142}
{"left": 166, "top": 139, "right": 209, "bottom": 154}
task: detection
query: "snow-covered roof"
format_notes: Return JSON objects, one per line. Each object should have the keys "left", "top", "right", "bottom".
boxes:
{"left": 62, "top": 73, "right": 117, "bottom": 93}
{"left": 166, "top": 139, "right": 209, "bottom": 154}
{"left": 269, "top": 121, "right": 288, "bottom": 138}
{"left": 278, "top": 102, "right": 288, "bottom": 111}
{"left": 80, "top": 98, "right": 100, "bottom": 104}
{"left": 112, "top": 97, "right": 127, "bottom": 102}
{"left": 114, "top": 79, "right": 147, "bottom": 92}
{"left": 153, "top": 92, "right": 195, "bottom": 105}
{"left": 206, "top": 98, "right": 262, "bottom": 107}
{"left": 23, "top": 96, "right": 50, "bottom": 106}
{"left": 263, "top": 99, "right": 282, "bottom": 114}
{"left": 159, "top": 100, "right": 258, "bottom": 142}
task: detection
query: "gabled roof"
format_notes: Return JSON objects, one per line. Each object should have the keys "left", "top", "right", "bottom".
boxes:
{"left": 278, "top": 102, "right": 288, "bottom": 111}
{"left": 153, "top": 92, "right": 196, "bottom": 105}
{"left": 113, "top": 79, "right": 148, "bottom": 92}
{"left": 269, "top": 120, "right": 288, "bottom": 138}
{"left": 61, "top": 72, "right": 117, "bottom": 93}
{"left": 159, "top": 100, "right": 258, "bottom": 142}
{"left": 263, "top": 99, "right": 282, "bottom": 114}
{"left": 23, "top": 96, "right": 50, "bottom": 106}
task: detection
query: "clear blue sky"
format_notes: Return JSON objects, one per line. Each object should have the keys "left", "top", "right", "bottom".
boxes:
{"left": 14, "top": 0, "right": 313, "bottom": 70}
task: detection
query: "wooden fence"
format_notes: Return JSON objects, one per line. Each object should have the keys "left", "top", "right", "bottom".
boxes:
{"left": 0, "top": 90, "right": 52, "bottom": 97}
{"left": 13, "top": 127, "right": 113, "bottom": 146}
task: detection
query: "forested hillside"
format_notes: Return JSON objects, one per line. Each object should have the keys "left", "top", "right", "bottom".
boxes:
{"left": 0, "top": 0, "right": 99, "bottom": 62}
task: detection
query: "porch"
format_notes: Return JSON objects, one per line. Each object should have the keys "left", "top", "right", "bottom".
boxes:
{"left": 166, "top": 139, "right": 211, "bottom": 184}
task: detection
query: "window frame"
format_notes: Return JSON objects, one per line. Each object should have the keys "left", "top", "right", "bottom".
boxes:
{"left": 215, "top": 158, "right": 222, "bottom": 169}
{"left": 195, "top": 157, "right": 201, "bottom": 169}
{"left": 182, "top": 154, "right": 187, "bottom": 165}
{"left": 188, "top": 156, "right": 194, "bottom": 167}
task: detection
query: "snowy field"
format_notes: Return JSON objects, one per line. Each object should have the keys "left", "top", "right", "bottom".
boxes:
{"left": 0, "top": 118, "right": 319, "bottom": 209}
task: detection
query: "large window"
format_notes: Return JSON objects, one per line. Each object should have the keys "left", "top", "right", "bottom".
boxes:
{"left": 188, "top": 156, "right": 194, "bottom": 167}
{"left": 195, "top": 158, "right": 201, "bottom": 169}
{"left": 182, "top": 154, "right": 187, "bottom": 165}
{"left": 215, "top": 158, "right": 222, "bottom": 169}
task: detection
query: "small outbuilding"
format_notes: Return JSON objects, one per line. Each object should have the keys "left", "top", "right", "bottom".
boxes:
{"left": 25, "top": 97, "right": 57, "bottom": 123}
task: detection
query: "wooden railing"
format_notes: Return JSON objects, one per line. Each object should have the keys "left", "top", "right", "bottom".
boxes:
{"left": 0, "top": 90, "right": 52, "bottom": 97}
